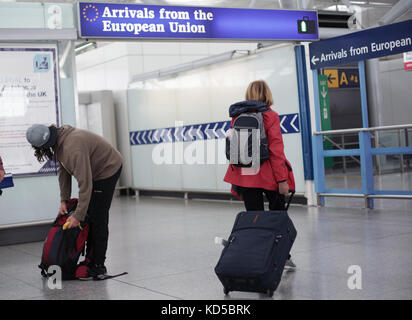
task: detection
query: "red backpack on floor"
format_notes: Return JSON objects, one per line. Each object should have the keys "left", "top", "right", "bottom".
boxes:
{"left": 39, "top": 199, "right": 90, "bottom": 280}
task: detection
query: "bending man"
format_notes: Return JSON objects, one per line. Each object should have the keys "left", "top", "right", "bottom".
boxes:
{"left": 26, "top": 124, "right": 123, "bottom": 280}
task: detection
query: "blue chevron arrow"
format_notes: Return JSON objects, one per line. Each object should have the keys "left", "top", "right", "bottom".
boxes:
{"left": 279, "top": 113, "right": 300, "bottom": 134}
{"left": 129, "top": 115, "right": 299, "bottom": 146}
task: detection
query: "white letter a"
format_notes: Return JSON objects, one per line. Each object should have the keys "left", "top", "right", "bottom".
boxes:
{"left": 347, "top": 265, "right": 362, "bottom": 290}
{"left": 102, "top": 7, "right": 112, "bottom": 17}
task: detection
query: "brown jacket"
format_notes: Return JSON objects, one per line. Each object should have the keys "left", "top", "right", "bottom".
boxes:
{"left": 55, "top": 125, "right": 123, "bottom": 221}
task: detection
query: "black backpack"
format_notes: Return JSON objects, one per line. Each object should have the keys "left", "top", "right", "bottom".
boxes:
{"left": 226, "top": 110, "right": 269, "bottom": 168}
{"left": 39, "top": 199, "right": 89, "bottom": 280}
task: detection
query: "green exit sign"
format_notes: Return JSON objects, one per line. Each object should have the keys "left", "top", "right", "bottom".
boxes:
{"left": 297, "top": 16, "right": 317, "bottom": 34}
{"left": 318, "top": 74, "right": 333, "bottom": 168}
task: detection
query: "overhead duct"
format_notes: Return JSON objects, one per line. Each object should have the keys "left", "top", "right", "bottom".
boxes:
{"left": 278, "top": 0, "right": 298, "bottom": 9}
{"left": 318, "top": 10, "right": 352, "bottom": 28}
{"left": 297, "top": 0, "right": 314, "bottom": 9}
{"left": 74, "top": 41, "right": 97, "bottom": 55}
{"left": 278, "top": 0, "right": 313, "bottom": 9}
{"left": 340, "top": 0, "right": 364, "bottom": 30}
{"left": 377, "top": 0, "right": 412, "bottom": 26}
{"left": 130, "top": 50, "right": 250, "bottom": 85}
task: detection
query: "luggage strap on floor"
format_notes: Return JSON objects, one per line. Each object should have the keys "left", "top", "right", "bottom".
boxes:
{"left": 94, "top": 272, "right": 128, "bottom": 281}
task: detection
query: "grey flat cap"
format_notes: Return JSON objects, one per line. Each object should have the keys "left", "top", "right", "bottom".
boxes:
{"left": 26, "top": 124, "right": 57, "bottom": 148}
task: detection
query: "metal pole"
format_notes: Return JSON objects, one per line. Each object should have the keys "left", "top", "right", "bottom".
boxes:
{"left": 375, "top": 131, "right": 382, "bottom": 176}
{"left": 358, "top": 60, "right": 369, "bottom": 129}
{"left": 398, "top": 129, "right": 404, "bottom": 174}
{"left": 359, "top": 131, "right": 374, "bottom": 209}
{"left": 312, "top": 69, "right": 326, "bottom": 205}
{"left": 314, "top": 124, "right": 412, "bottom": 135}
{"left": 365, "top": 58, "right": 384, "bottom": 128}
{"left": 341, "top": 134, "right": 347, "bottom": 174}
{"left": 358, "top": 60, "right": 373, "bottom": 209}
{"left": 405, "top": 128, "right": 410, "bottom": 169}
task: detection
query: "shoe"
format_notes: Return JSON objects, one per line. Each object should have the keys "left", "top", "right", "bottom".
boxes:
{"left": 284, "top": 258, "right": 296, "bottom": 271}
{"left": 78, "top": 264, "right": 107, "bottom": 281}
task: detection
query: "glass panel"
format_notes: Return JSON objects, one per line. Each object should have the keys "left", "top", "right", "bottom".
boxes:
{"left": 318, "top": 62, "right": 363, "bottom": 131}
{"left": 367, "top": 53, "right": 412, "bottom": 128}
{"left": 373, "top": 128, "right": 412, "bottom": 175}
{"left": 325, "top": 156, "right": 362, "bottom": 190}
{"left": 373, "top": 155, "right": 412, "bottom": 191}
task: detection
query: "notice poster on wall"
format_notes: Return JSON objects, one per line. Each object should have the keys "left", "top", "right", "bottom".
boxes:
{"left": 0, "top": 44, "right": 60, "bottom": 176}
{"left": 404, "top": 51, "right": 412, "bottom": 71}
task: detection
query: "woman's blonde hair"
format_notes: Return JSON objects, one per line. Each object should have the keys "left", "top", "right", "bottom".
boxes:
{"left": 245, "top": 80, "right": 273, "bottom": 106}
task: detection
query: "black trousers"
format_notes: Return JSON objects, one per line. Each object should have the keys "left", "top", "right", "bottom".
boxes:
{"left": 240, "top": 187, "right": 286, "bottom": 211}
{"left": 86, "top": 166, "right": 122, "bottom": 266}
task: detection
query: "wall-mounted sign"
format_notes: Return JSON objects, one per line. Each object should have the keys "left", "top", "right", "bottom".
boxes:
{"left": 0, "top": 44, "right": 60, "bottom": 177}
{"left": 309, "top": 19, "right": 412, "bottom": 69}
{"left": 78, "top": 2, "right": 318, "bottom": 41}
{"left": 323, "top": 68, "right": 359, "bottom": 88}
{"left": 130, "top": 114, "right": 300, "bottom": 146}
{"left": 318, "top": 74, "right": 333, "bottom": 168}
{"left": 404, "top": 51, "right": 412, "bottom": 71}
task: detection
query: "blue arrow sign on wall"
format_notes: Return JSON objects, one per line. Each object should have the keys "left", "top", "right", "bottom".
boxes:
{"left": 130, "top": 113, "right": 300, "bottom": 146}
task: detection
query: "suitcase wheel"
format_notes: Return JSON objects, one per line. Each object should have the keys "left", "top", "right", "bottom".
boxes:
{"left": 223, "top": 287, "right": 230, "bottom": 295}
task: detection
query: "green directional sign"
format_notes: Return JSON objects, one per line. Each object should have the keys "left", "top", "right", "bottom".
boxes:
{"left": 318, "top": 74, "right": 333, "bottom": 168}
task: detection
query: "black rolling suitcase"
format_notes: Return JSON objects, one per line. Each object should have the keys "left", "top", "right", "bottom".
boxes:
{"left": 214, "top": 194, "right": 297, "bottom": 297}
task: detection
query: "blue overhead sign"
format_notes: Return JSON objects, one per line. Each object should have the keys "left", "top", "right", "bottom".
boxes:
{"left": 78, "top": 2, "right": 318, "bottom": 41}
{"left": 309, "top": 19, "right": 412, "bottom": 69}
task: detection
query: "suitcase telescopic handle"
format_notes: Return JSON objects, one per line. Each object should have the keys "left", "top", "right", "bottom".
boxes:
{"left": 285, "top": 191, "right": 295, "bottom": 211}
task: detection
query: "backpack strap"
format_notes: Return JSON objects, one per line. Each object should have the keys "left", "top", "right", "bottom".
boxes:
{"left": 260, "top": 106, "right": 271, "bottom": 113}
{"left": 39, "top": 264, "right": 49, "bottom": 278}
{"left": 243, "top": 106, "right": 271, "bottom": 114}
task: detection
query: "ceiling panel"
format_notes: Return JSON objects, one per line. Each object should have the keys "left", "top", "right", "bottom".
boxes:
{"left": 3, "top": 0, "right": 401, "bottom": 9}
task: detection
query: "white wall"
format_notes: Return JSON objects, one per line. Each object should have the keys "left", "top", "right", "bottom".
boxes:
{"left": 76, "top": 41, "right": 258, "bottom": 188}
{"left": 76, "top": 41, "right": 258, "bottom": 91}
{"left": 127, "top": 44, "right": 305, "bottom": 194}
{"left": 379, "top": 57, "right": 412, "bottom": 127}
{"left": 369, "top": 56, "right": 412, "bottom": 167}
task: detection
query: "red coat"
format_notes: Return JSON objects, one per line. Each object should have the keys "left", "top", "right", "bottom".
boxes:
{"left": 224, "top": 107, "right": 295, "bottom": 193}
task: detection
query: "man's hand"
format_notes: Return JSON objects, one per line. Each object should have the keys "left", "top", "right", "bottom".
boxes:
{"left": 278, "top": 181, "right": 289, "bottom": 195}
{"left": 66, "top": 216, "right": 80, "bottom": 229}
{"left": 0, "top": 170, "right": 4, "bottom": 183}
{"left": 59, "top": 201, "right": 68, "bottom": 215}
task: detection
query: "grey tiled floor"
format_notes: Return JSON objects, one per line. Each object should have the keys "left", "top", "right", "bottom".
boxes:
{"left": 1, "top": 196, "right": 412, "bottom": 300}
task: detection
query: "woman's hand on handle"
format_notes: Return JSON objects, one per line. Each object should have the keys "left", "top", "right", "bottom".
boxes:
{"left": 278, "top": 181, "right": 289, "bottom": 195}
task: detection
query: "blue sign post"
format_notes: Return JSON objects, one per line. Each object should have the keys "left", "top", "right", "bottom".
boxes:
{"left": 309, "top": 19, "right": 412, "bottom": 69}
{"left": 78, "top": 2, "right": 318, "bottom": 41}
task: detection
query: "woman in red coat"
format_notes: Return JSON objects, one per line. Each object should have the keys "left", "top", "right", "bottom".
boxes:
{"left": 224, "top": 80, "right": 296, "bottom": 269}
